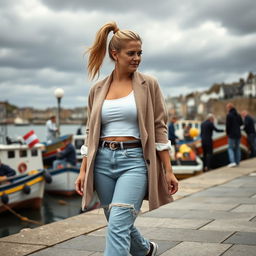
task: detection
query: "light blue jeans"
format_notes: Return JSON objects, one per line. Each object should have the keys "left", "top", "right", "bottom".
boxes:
{"left": 228, "top": 138, "right": 241, "bottom": 165}
{"left": 94, "top": 144, "right": 150, "bottom": 256}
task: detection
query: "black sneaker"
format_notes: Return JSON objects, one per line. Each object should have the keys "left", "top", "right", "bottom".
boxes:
{"left": 146, "top": 241, "right": 158, "bottom": 256}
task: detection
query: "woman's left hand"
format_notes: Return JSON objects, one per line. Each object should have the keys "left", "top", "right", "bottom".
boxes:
{"left": 165, "top": 171, "right": 179, "bottom": 195}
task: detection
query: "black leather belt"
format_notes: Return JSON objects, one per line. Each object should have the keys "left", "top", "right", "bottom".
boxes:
{"left": 99, "top": 140, "right": 142, "bottom": 150}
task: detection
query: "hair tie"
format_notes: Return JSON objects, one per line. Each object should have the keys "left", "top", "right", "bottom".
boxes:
{"left": 113, "top": 28, "right": 119, "bottom": 34}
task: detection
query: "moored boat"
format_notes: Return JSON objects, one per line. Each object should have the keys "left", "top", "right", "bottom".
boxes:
{"left": 195, "top": 132, "right": 250, "bottom": 169}
{"left": 0, "top": 170, "right": 49, "bottom": 213}
{"left": 45, "top": 167, "right": 79, "bottom": 196}
{"left": 0, "top": 143, "right": 44, "bottom": 175}
{"left": 42, "top": 134, "right": 73, "bottom": 168}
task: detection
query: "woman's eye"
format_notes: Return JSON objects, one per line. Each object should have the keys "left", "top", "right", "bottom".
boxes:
{"left": 127, "top": 52, "right": 135, "bottom": 56}
{"left": 127, "top": 51, "right": 142, "bottom": 56}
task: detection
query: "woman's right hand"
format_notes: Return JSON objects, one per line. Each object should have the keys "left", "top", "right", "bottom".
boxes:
{"left": 75, "top": 171, "right": 85, "bottom": 196}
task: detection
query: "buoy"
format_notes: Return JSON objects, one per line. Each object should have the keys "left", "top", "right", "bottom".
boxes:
{"left": 43, "top": 170, "right": 52, "bottom": 184}
{"left": 1, "top": 194, "right": 9, "bottom": 204}
{"left": 18, "top": 162, "right": 27, "bottom": 173}
{"left": 23, "top": 185, "right": 31, "bottom": 194}
{"left": 189, "top": 128, "right": 199, "bottom": 138}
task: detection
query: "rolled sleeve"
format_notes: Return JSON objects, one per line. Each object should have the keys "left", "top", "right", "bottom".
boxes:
{"left": 155, "top": 140, "right": 172, "bottom": 151}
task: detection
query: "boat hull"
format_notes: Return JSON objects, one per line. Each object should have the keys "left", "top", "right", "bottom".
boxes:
{"left": 42, "top": 134, "right": 73, "bottom": 168}
{"left": 195, "top": 133, "right": 250, "bottom": 169}
{"left": 0, "top": 171, "right": 45, "bottom": 213}
{"left": 45, "top": 167, "right": 80, "bottom": 196}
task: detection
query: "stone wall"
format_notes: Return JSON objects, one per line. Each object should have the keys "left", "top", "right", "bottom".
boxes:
{"left": 208, "top": 97, "right": 256, "bottom": 123}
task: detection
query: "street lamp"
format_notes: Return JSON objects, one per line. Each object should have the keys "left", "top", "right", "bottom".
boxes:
{"left": 54, "top": 88, "right": 64, "bottom": 136}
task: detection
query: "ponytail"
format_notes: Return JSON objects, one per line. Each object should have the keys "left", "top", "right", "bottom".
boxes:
{"left": 87, "top": 22, "right": 118, "bottom": 80}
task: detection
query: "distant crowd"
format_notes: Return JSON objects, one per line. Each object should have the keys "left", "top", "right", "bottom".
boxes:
{"left": 168, "top": 102, "right": 256, "bottom": 172}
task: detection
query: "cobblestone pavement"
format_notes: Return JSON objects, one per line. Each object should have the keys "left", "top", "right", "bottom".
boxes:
{"left": 1, "top": 158, "right": 256, "bottom": 256}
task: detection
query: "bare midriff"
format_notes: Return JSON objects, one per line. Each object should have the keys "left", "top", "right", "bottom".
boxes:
{"left": 101, "top": 136, "right": 139, "bottom": 142}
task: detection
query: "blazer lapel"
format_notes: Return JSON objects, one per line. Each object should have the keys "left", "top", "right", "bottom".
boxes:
{"left": 132, "top": 72, "right": 148, "bottom": 146}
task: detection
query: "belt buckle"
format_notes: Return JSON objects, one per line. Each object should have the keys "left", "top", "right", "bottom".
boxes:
{"left": 109, "top": 141, "right": 118, "bottom": 150}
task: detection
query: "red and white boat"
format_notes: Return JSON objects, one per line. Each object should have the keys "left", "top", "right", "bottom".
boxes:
{"left": 194, "top": 132, "right": 250, "bottom": 169}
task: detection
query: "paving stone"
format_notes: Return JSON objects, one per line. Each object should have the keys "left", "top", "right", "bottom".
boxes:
{"left": 200, "top": 219, "right": 256, "bottom": 232}
{"left": 231, "top": 204, "right": 256, "bottom": 213}
{"left": 223, "top": 232, "right": 256, "bottom": 245}
{"left": 221, "top": 244, "right": 256, "bottom": 256}
{"left": 143, "top": 208, "right": 255, "bottom": 220}
{"left": 161, "top": 202, "right": 238, "bottom": 211}
{"left": 143, "top": 208, "right": 189, "bottom": 218}
{"left": 0, "top": 242, "right": 46, "bottom": 256}
{"left": 144, "top": 227, "right": 232, "bottom": 243}
{"left": 189, "top": 186, "right": 256, "bottom": 197}
{"left": 55, "top": 235, "right": 105, "bottom": 252}
{"left": 182, "top": 209, "right": 255, "bottom": 220}
{"left": 149, "top": 240, "right": 179, "bottom": 255}
{"left": 250, "top": 216, "right": 256, "bottom": 222}
{"left": 29, "top": 247, "right": 93, "bottom": 256}
{"left": 136, "top": 217, "right": 212, "bottom": 229}
{"left": 0, "top": 213, "right": 107, "bottom": 246}
{"left": 179, "top": 196, "right": 256, "bottom": 205}
{"left": 160, "top": 242, "right": 231, "bottom": 256}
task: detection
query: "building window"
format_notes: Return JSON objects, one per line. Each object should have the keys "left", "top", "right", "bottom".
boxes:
{"left": 8, "top": 151, "right": 15, "bottom": 158}
{"left": 20, "top": 150, "right": 27, "bottom": 158}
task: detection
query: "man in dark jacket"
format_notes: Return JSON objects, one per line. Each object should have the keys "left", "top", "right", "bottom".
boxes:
{"left": 168, "top": 116, "right": 179, "bottom": 147}
{"left": 200, "top": 114, "right": 224, "bottom": 171}
{"left": 0, "top": 159, "right": 16, "bottom": 182}
{"left": 226, "top": 103, "right": 243, "bottom": 167}
{"left": 241, "top": 110, "right": 256, "bottom": 157}
{"left": 53, "top": 138, "right": 77, "bottom": 169}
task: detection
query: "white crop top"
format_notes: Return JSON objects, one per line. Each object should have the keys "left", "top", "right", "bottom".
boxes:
{"left": 100, "top": 91, "right": 140, "bottom": 139}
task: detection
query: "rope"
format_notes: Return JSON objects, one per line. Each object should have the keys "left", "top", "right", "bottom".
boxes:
{"left": 3, "top": 204, "right": 43, "bottom": 225}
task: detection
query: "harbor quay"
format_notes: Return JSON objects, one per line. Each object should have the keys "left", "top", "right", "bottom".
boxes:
{"left": 1, "top": 158, "right": 256, "bottom": 256}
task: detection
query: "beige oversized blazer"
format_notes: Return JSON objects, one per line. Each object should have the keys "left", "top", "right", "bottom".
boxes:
{"left": 82, "top": 71, "right": 173, "bottom": 211}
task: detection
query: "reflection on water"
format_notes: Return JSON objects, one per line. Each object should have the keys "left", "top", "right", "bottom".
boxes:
{"left": 0, "top": 193, "right": 82, "bottom": 238}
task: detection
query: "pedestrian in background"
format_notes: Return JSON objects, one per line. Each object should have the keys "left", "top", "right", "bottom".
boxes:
{"left": 75, "top": 21, "right": 178, "bottom": 256}
{"left": 46, "top": 115, "right": 59, "bottom": 142}
{"left": 168, "top": 116, "right": 179, "bottom": 147}
{"left": 226, "top": 103, "right": 243, "bottom": 167}
{"left": 241, "top": 110, "right": 256, "bottom": 157}
{"left": 200, "top": 114, "right": 224, "bottom": 171}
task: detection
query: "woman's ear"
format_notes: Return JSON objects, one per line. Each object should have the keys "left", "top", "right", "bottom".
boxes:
{"left": 111, "top": 50, "right": 118, "bottom": 61}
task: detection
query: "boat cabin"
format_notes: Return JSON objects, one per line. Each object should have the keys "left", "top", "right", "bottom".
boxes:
{"left": 0, "top": 144, "right": 44, "bottom": 175}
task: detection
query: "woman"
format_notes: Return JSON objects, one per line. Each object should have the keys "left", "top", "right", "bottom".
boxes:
{"left": 75, "top": 21, "right": 178, "bottom": 256}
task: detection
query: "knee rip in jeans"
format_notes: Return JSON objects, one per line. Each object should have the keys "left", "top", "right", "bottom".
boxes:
{"left": 104, "top": 203, "right": 140, "bottom": 217}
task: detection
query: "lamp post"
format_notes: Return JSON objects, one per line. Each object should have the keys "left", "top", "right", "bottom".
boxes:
{"left": 54, "top": 88, "right": 64, "bottom": 136}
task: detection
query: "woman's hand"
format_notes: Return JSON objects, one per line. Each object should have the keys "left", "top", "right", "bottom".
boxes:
{"left": 165, "top": 170, "right": 179, "bottom": 195}
{"left": 75, "top": 171, "right": 85, "bottom": 196}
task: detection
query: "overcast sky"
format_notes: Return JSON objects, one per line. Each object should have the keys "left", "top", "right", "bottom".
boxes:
{"left": 0, "top": 0, "right": 256, "bottom": 109}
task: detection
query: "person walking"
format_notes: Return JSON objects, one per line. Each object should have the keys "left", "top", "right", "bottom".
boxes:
{"left": 75, "top": 22, "right": 178, "bottom": 256}
{"left": 241, "top": 110, "right": 256, "bottom": 157}
{"left": 226, "top": 103, "right": 243, "bottom": 167}
{"left": 200, "top": 114, "right": 224, "bottom": 171}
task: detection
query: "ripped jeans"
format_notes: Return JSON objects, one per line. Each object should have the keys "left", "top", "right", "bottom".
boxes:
{"left": 94, "top": 146, "right": 150, "bottom": 256}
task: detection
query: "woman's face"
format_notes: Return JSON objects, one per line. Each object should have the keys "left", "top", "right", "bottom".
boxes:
{"left": 112, "top": 40, "right": 142, "bottom": 74}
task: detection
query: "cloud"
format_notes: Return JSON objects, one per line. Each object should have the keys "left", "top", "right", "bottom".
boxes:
{"left": 0, "top": 0, "right": 256, "bottom": 108}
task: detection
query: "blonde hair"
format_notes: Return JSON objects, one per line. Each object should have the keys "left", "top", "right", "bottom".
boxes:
{"left": 87, "top": 21, "right": 142, "bottom": 80}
